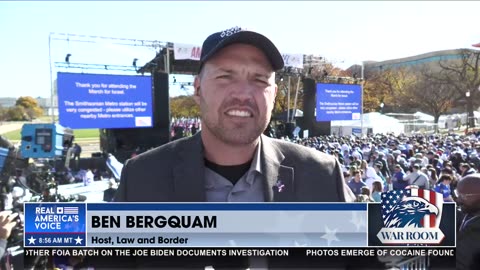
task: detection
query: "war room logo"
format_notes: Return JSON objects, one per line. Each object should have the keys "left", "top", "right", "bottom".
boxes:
{"left": 377, "top": 188, "right": 445, "bottom": 245}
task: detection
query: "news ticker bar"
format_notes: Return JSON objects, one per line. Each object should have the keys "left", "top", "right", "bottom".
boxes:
{"left": 24, "top": 247, "right": 456, "bottom": 258}
{"left": 24, "top": 203, "right": 368, "bottom": 248}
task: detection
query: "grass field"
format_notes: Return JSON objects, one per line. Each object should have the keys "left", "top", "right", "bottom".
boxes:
{"left": 1, "top": 128, "right": 99, "bottom": 141}
{"left": 1, "top": 129, "right": 22, "bottom": 141}
{"left": 73, "top": 129, "right": 100, "bottom": 139}
{"left": 38, "top": 116, "right": 59, "bottom": 122}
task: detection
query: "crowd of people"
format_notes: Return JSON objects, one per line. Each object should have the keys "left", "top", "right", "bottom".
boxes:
{"left": 278, "top": 132, "right": 480, "bottom": 203}
{"left": 277, "top": 131, "right": 480, "bottom": 267}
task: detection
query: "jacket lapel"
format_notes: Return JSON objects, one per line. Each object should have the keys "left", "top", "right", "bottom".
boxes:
{"left": 171, "top": 134, "right": 295, "bottom": 202}
{"left": 261, "top": 135, "right": 295, "bottom": 202}
{"left": 172, "top": 133, "right": 206, "bottom": 202}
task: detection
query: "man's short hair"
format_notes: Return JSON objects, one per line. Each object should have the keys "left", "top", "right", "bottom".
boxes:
{"left": 461, "top": 163, "right": 471, "bottom": 169}
{"left": 439, "top": 174, "right": 453, "bottom": 182}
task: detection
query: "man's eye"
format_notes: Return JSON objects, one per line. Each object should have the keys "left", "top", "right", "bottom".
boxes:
{"left": 216, "top": 75, "right": 231, "bottom": 79}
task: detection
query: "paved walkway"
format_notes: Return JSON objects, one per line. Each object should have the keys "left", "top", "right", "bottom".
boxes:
{"left": 0, "top": 122, "right": 24, "bottom": 134}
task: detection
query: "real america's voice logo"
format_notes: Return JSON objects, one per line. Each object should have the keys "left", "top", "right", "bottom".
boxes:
{"left": 377, "top": 188, "right": 445, "bottom": 245}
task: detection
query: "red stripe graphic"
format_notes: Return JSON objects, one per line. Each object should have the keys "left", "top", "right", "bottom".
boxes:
{"left": 429, "top": 191, "right": 436, "bottom": 228}
{"left": 418, "top": 189, "right": 424, "bottom": 227}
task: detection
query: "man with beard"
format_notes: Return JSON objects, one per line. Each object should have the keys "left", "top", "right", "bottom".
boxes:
{"left": 456, "top": 173, "right": 480, "bottom": 270}
{"left": 112, "top": 27, "right": 355, "bottom": 269}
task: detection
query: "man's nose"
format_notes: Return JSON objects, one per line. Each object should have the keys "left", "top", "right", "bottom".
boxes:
{"left": 230, "top": 80, "right": 255, "bottom": 101}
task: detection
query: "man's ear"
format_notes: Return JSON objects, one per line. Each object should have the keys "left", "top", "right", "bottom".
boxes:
{"left": 193, "top": 76, "right": 201, "bottom": 104}
{"left": 194, "top": 76, "right": 201, "bottom": 96}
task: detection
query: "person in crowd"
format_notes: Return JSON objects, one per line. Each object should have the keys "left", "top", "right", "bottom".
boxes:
{"left": 72, "top": 143, "right": 82, "bottom": 161}
{"left": 113, "top": 27, "right": 355, "bottom": 269}
{"left": 355, "top": 194, "right": 373, "bottom": 202}
{"left": 404, "top": 164, "right": 430, "bottom": 189}
{"left": 456, "top": 173, "right": 480, "bottom": 270}
{"left": 371, "top": 180, "right": 383, "bottom": 202}
{"left": 460, "top": 163, "right": 477, "bottom": 177}
{"left": 376, "top": 152, "right": 391, "bottom": 179}
{"left": 427, "top": 167, "right": 439, "bottom": 187}
{"left": 470, "top": 151, "right": 480, "bottom": 172}
{"left": 451, "top": 152, "right": 466, "bottom": 173}
{"left": 0, "top": 211, "right": 18, "bottom": 258}
{"left": 361, "top": 159, "right": 380, "bottom": 190}
{"left": 373, "top": 162, "right": 388, "bottom": 190}
{"left": 433, "top": 174, "right": 454, "bottom": 202}
{"left": 103, "top": 179, "right": 118, "bottom": 202}
{"left": 348, "top": 170, "right": 367, "bottom": 196}
{"left": 391, "top": 164, "right": 408, "bottom": 190}
{"left": 386, "top": 153, "right": 396, "bottom": 175}
{"left": 359, "top": 186, "right": 374, "bottom": 202}
{"left": 432, "top": 157, "right": 443, "bottom": 175}
{"left": 71, "top": 143, "right": 82, "bottom": 170}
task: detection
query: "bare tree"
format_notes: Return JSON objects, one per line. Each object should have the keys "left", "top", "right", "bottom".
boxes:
{"left": 401, "top": 65, "right": 456, "bottom": 131}
{"left": 431, "top": 49, "right": 480, "bottom": 128}
{"left": 363, "top": 67, "right": 416, "bottom": 113}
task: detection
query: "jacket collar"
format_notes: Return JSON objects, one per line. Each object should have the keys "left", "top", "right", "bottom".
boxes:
{"left": 172, "top": 133, "right": 206, "bottom": 202}
{"left": 172, "top": 133, "right": 295, "bottom": 202}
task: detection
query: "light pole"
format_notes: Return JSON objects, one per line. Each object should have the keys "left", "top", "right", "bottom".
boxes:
{"left": 360, "top": 62, "right": 364, "bottom": 136}
{"left": 466, "top": 91, "right": 471, "bottom": 133}
{"left": 48, "top": 32, "right": 55, "bottom": 123}
{"left": 380, "top": 102, "right": 384, "bottom": 114}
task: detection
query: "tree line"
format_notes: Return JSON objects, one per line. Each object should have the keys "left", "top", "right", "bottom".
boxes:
{"left": 169, "top": 49, "right": 480, "bottom": 130}
{"left": 362, "top": 49, "right": 480, "bottom": 129}
{"left": 6, "top": 50, "right": 477, "bottom": 127}
{"left": 0, "top": 96, "right": 44, "bottom": 121}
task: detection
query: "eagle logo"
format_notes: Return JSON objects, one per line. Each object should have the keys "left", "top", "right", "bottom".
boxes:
{"left": 378, "top": 188, "right": 446, "bottom": 245}
{"left": 381, "top": 188, "right": 443, "bottom": 229}
{"left": 384, "top": 197, "right": 438, "bottom": 228}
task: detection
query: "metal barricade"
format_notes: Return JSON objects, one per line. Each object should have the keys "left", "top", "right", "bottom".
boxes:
{"left": 390, "top": 256, "right": 430, "bottom": 270}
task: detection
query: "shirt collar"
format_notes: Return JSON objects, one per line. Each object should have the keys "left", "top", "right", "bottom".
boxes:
{"left": 245, "top": 140, "right": 263, "bottom": 185}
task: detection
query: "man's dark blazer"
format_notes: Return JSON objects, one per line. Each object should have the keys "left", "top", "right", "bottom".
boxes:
{"left": 114, "top": 133, "right": 355, "bottom": 203}
{"left": 457, "top": 215, "right": 480, "bottom": 270}
{"left": 94, "top": 133, "right": 359, "bottom": 269}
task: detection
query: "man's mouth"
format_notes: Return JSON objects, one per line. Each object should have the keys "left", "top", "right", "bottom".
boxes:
{"left": 226, "top": 109, "right": 253, "bottom": 118}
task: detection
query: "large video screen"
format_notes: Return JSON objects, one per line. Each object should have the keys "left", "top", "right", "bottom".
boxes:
{"left": 57, "top": 72, "right": 153, "bottom": 129}
{"left": 316, "top": 83, "right": 362, "bottom": 122}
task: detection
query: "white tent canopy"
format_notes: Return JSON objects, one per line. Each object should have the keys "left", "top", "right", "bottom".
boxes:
{"left": 331, "top": 112, "right": 404, "bottom": 135}
{"left": 413, "top": 111, "right": 435, "bottom": 122}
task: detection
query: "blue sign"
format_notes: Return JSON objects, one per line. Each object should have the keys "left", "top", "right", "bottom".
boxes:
{"left": 57, "top": 72, "right": 153, "bottom": 129}
{"left": 24, "top": 203, "right": 86, "bottom": 247}
{"left": 316, "top": 83, "right": 362, "bottom": 121}
{"left": 352, "top": 128, "right": 362, "bottom": 134}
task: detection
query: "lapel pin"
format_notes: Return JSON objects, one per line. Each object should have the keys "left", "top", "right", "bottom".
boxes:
{"left": 273, "top": 179, "right": 285, "bottom": 192}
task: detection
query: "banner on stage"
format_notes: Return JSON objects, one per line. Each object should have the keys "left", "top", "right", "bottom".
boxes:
{"left": 173, "top": 43, "right": 202, "bottom": 60}
{"left": 173, "top": 42, "right": 303, "bottom": 69}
